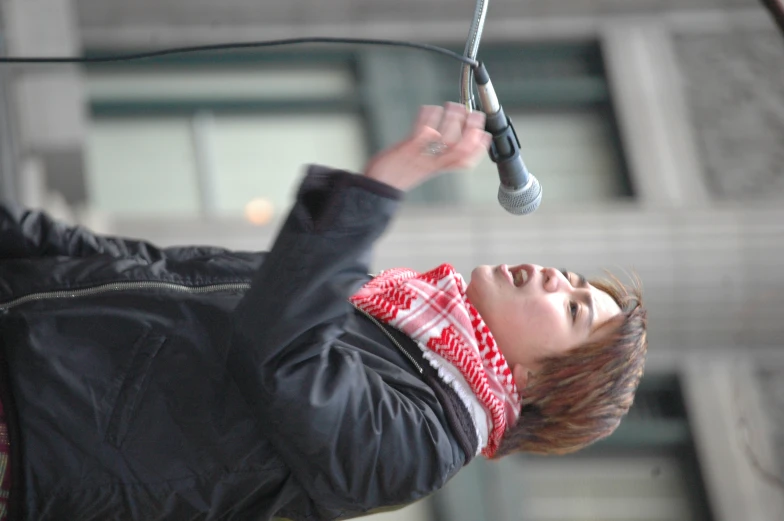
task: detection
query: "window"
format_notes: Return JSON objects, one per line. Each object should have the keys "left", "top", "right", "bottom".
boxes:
{"left": 86, "top": 112, "right": 366, "bottom": 218}
{"left": 86, "top": 117, "right": 200, "bottom": 216}
{"left": 84, "top": 51, "right": 367, "bottom": 219}
{"left": 436, "top": 43, "right": 633, "bottom": 206}
{"left": 84, "top": 43, "right": 632, "bottom": 220}
{"left": 459, "top": 108, "right": 631, "bottom": 205}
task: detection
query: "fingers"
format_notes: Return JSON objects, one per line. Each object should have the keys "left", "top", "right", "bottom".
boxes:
{"left": 438, "top": 102, "right": 469, "bottom": 146}
{"left": 464, "top": 109, "right": 487, "bottom": 134}
{"left": 363, "top": 103, "right": 491, "bottom": 192}
{"left": 438, "top": 106, "right": 490, "bottom": 169}
{"left": 409, "top": 102, "right": 491, "bottom": 169}
{"left": 441, "top": 127, "right": 493, "bottom": 170}
{"left": 411, "top": 105, "right": 444, "bottom": 137}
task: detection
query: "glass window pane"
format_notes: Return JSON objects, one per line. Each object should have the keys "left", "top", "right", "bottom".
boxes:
{"left": 209, "top": 113, "right": 368, "bottom": 217}
{"left": 453, "top": 109, "right": 628, "bottom": 206}
{"left": 87, "top": 66, "right": 355, "bottom": 102}
{"left": 513, "top": 456, "right": 703, "bottom": 520}
{"left": 85, "top": 118, "right": 200, "bottom": 217}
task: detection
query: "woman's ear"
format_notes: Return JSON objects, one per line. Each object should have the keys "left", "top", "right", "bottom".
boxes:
{"left": 512, "top": 364, "right": 532, "bottom": 390}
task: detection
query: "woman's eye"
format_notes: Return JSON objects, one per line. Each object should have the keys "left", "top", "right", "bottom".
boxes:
{"left": 560, "top": 269, "right": 571, "bottom": 283}
{"left": 570, "top": 301, "right": 579, "bottom": 321}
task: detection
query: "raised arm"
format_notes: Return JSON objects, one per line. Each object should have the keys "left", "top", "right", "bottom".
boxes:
{"left": 227, "top": 105, "right": 491, "bottom": 519}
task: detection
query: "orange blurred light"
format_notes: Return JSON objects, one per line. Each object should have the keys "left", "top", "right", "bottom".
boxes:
{"left": 244, "top": 198, "right": 274, "bottom": 226}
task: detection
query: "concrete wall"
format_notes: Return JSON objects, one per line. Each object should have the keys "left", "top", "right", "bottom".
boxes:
{"left": 74, "top": 0, "right": 757, "bottom": 31}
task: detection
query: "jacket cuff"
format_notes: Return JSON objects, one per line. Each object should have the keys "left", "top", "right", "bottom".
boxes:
{"left": 294, "top": 165, "right": 403, "bottom": 233}
{"left": 300, "top": 165, "right": 404, "bottom": 201}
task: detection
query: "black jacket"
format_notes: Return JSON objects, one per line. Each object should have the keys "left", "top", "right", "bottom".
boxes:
{"left": 0, "top": 167, "right": 477, "bottom": 521}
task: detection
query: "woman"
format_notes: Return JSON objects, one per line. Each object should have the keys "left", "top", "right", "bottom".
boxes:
{"left": 0, "top": 103, "right": 647, "bottom": 520}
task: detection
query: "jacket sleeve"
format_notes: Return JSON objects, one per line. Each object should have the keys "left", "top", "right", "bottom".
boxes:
{"left": 227, "top": 165, "right": 465, "bottom": 520}
{"left": 0, "top": 203, "right": 222, "bottom": 262}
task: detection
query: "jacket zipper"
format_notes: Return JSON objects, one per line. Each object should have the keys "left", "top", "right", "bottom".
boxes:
{"left": 351, "top": 305, "right": 424, "bottom": 375}
{"left": 0, "top": 281, "right": 251, "bottom": 312}
{"left": 393, "top": 339, "right": 424, "bottom": 375}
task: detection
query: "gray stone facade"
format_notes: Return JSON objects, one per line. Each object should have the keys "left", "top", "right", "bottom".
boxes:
{"left": 74, "top": 0, "right": 757, "bottom": 27}
{"left": 674, "top": 30, "right": 784, "bottom": 200}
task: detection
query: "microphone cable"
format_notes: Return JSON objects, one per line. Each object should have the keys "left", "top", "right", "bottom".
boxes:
{"left": 0, "top": 19, "right": 540, "bottom": 215}
{"left": 0, "top": 36, "right": 479, "bottom": 67}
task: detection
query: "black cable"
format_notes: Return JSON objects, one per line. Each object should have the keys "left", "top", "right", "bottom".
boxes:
{"left": 0, "top": 36, "right": 479, "bottom": 67}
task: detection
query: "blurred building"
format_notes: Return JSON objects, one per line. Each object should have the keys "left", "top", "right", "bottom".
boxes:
{"left": 1, "top": 0, "right": 783, "bottom": 520}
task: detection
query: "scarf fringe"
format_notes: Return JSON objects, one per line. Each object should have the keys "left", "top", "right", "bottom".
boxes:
{"left": 420, "top": 349, "right": 487, "bottom": 456}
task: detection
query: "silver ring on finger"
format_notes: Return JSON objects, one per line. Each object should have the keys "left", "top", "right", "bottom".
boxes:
{"left": 422, "top": 141, "right": 449, "bottom": 157}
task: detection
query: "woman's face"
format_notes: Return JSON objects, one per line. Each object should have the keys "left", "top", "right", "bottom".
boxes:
{"left": 466, "top": 264, "right": 621, "bottom": 388}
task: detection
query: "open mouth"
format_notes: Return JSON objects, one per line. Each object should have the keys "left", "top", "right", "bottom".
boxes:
{"left": 511, "top": 267, "right": 530, "bottom": 287}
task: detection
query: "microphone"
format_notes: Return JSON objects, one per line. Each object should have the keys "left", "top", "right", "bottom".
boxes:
{"left": 473, "top": 63, "right": 542, "bottom": 215}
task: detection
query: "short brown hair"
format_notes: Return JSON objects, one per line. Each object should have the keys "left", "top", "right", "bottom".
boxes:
{"left": 495, "top": 274, "right": 648, "bottom": 457}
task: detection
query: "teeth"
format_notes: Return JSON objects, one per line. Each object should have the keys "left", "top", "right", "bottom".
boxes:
{"left": 513, "top": 270, "right": 529, "bottom": 287}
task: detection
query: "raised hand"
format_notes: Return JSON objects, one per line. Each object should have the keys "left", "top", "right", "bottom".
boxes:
{"left": 363, "top": 102, "right": 492, "bottom": 192}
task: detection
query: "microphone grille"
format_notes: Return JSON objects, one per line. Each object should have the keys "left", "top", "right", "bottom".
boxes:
{"left": 498, "top": 175, "right": 542, "bottom": 215}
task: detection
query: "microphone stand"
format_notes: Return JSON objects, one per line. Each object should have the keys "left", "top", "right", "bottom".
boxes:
{"left": 459, "top": 0, "right": 490, "bottom": 110}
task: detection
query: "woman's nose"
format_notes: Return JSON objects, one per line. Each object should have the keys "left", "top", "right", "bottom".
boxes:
{"left": 542, "top": 267, "right": 563, "bottom": 293}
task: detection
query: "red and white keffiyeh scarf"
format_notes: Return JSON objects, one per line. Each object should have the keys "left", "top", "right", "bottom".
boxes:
{"left": 350, "top": 263, "right": 521, "bottom": 458}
